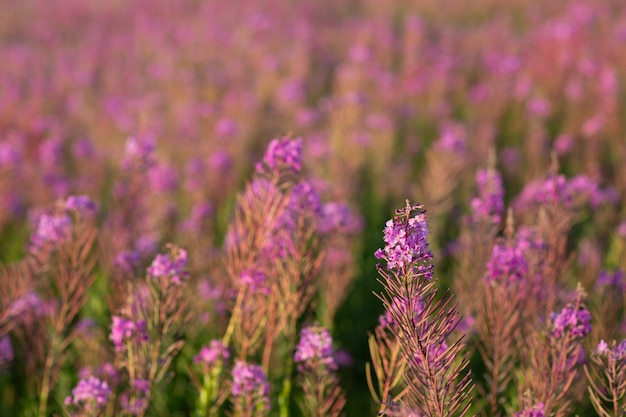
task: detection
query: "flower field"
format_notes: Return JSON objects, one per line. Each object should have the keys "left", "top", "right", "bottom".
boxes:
{"left": 2, "top": 0, "right": 626, "bottom": 416}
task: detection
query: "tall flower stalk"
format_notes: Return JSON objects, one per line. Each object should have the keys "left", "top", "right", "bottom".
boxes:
{"left": 585, "top": 339, "right": 626, "bottom": 416}
{"left": 374, "top": 200, "right": 472, "bottom": 416}
{"left": 29, "top": 197, "right": 99, "bottom": 417}
{"left": 294, "top": 324, "right": 345, "bottom": 417}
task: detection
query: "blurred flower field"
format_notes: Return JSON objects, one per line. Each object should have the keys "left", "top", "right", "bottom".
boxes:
{"left": 2, "top": 0, "right": 626, "bottom": 416}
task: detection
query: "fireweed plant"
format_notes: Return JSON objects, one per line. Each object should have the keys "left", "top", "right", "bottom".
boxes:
{"left": 370, "top": 201, "right": 473, "bottom": 417}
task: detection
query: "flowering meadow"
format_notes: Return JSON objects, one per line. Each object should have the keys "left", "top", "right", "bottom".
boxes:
{"left": 2, "top": 0, "right": 626, "bottom": 416}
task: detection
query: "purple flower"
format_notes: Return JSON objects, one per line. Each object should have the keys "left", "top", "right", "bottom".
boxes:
{"left": 470, "top": 168, "right": 504, "bottom": 225}
{"left": 594, "top": 339, "right": 626, "bottom": 360}
{"left": 595, "top": 269, "right": 625, "bottom": 291}
{"left": 294, "top": 325, "right": 336, "bottom": 371}
{"left": 231, "top": 361, "right": 270, "bottom": 398}
{"left": 110, "top": 316, "right": 149, "bottom": 350}
{"left": 148, "top": 164, "right": 178, "bottom": 193}
{"left": 122, "top": 136, "right": 156, "bottom": 171}
{"left": 8, "top": 291, "right": 46, "bottom": 320}
{"left": 194, "top": 340, "right": 230, "bottom": 366}
{"left": 65, "top": 195, "right": 98, "bottom": 216}
{"left": 0, "top": 336, "right": 13, "bottom": 368}
{"left": 255, "top": 137, "right": 303, "bottom": 175}
{"left": 550, "top": 305, "right": 592, "bottom": 339}
{"left": 287, "top": 181, "right": 322, "bottom": 220}
{"left": 485, "top": 243, "right": 528, "bottom": 285}
{"left": 318, "top": 202, "right": 363, "bottom": 235}
{"left": 515, "top": 403, "right": 545, "bottom": 417}
{"left": 64, "top": 376, "right": 111, "bottom": 411}
{"left": 239, "top": 269, "right": 268, "bottom": 294}
{"left": 434, "top": 122, "right": 467, "bottom": 154}
{"left": 31, "top": 213, "right": 72, "bottom": 248}
{"left": 147, "top": 245, "right": 189, "bottom": 285}
{"left": 134, "top": 379, "right": 151, "bottom": 395}
{"left": 114, "top": 251, "right": 140, "bottom": 274}
{"left": 374, "top": 206, "right": 432, "bottom": 274}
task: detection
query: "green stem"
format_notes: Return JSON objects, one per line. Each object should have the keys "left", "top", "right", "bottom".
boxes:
{"left": 278, "top": 355, "right": 294, "bottom": 417}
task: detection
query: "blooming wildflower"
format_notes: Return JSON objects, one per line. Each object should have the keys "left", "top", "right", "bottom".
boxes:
{"left": 255, "top": 137, "right": 303, "bottom": 175}
{"left": 534, "top": 175, "right": 570, "bottom": 206}
{"left": 8, "top": 291, "right": 46, "bottom": 319}
{"left": 515, "top": 403, "right": 545, "bottom": 417}
{"left": 110, "top": 316, "right": 149, "bottom": 350}
{"left": 121, "top": 136, "right": 156, "bottom": 171}
{"left": 434, "top": 122, "right": 467, "bottom": 154}
{"left": 147, "top": 245, "right": 188, "bottom": 285}
{"left": 550, "top": 305, "right": 592, "bottom": 339}
{"left": 65, "top": 195, "right": 98, "bottom": 218}
{"left": 0, "top": 336, "right": 13, "bottom": 368}
{"left": 594, "top": 339, "right": 626, "bottom": 360}
{"left": 239, "top": 269, "right": 268, "bottom": 293}
{"left": 485, "top": 242, "right": 528, "bottom": 285}
{"left": 470, "top": 168, "right": 504, "bottom": 225}
{"left": 194, "top": 340, "right": 230, "bottom": 366}
{"left": 134, "top": 379, "right": 151, "bottom": 395}
{"left": 286, "top": 181, "right": 322, "bottom": 221}
{"left": 231, "top": 361, "right": 270, "bottom": 398}
{"left": 64, "top": 376, "right": 111, "bottom": 411}
{"left": 318, "top": 202, "right": 363, "bottom": 235}
{"left": 374, "top": 206, "right": 432, "bottom": 274}
{"left": 148, "top": 163, "right": 178, "bottom": 193}
{"left": 114, "top": 251, "right": 140, "bottom": 274}
{"left": 595, "top": 269, "right": 625, "bottom": 291}
{"left": 31, "top": 213, "right": 72, "bottom": 247}
{"left": 294, "top": 325, "right": 336, "bottom": 371}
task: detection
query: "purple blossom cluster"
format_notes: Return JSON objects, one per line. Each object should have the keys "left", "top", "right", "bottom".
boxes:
{"left": 110, "top": 316, "right": 149, "bottom": 351}
{"left": 30, "top": 213, "right": 72, "bottom": 248}
{"left": 594, "top": 269, "right": 625, "bottom": 290}
{"left": 64, "top": 376, "right": 111, "bottom": 411}
{"left": 485, "top": 242, "right": 528, "bottom": 285}
{"left": 122, "top": 136, "right": 157, "bottom": 171}
{"left": 471, "top": 168, "right": 504, "bottom": 225}
{"left": 595, "top": 339, "right": 626, "bottom": 360}
{"left": 194, "top": 340, "right": 230, "bottom": 366}
{"left": 255, "top": 137, "right": 303, "bottom": 175}
{"left": 147, "top": 245, "right": 189, "bottom": 285}
{"left": 550, "top": 305, "right": 592, "bottom": 339}
{"left": 515, "top": 174, "right": 616, "bottom": 211}
{"left": 375, "top": 205, "right": 432, "bottom": 274}
{"left": 294, "top": 325, "right": 337, "bottom": 371}
{"left": 239, "top": 269, "right": 268, "bottom": 294}
{"left": 231, "top": 361, "right": 270, "bottom": 399}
